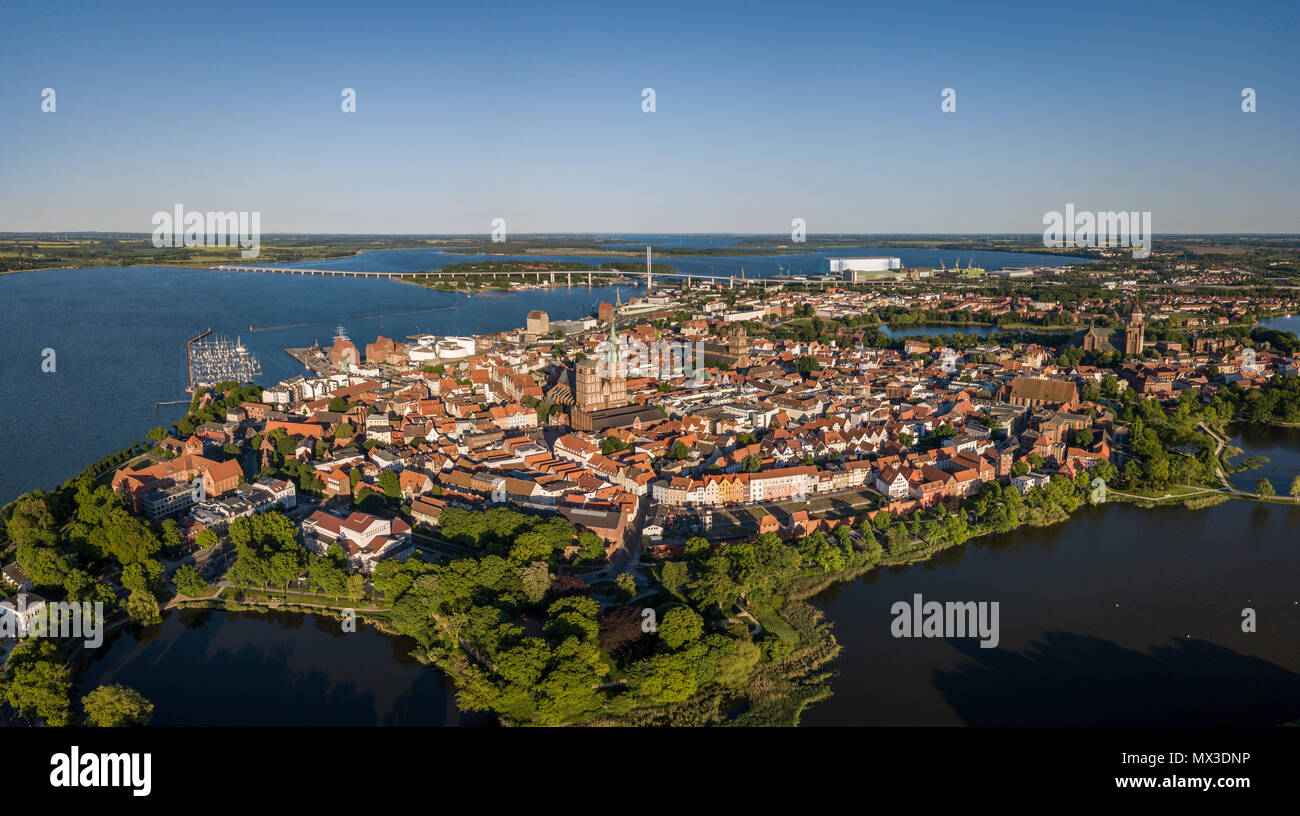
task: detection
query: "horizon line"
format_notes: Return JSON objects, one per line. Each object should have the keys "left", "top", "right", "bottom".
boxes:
{"left": 3, "top": 231, "right": 1298, "bottom": 238}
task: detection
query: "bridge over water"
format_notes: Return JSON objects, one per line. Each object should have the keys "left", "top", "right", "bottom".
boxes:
{"left": 214, "top": 264, "right": 772, "bottom": 288}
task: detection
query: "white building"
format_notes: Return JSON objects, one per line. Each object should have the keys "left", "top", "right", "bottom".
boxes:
{"left": 301, "top": 510, "right": 413, "bottom": 573}
{"left": 408, "top": 336, "right": 476, "bottom": 362}
{"left": 822, "top": 257, "right": 903, "bottom": 279}
{"left": 252, "top": 478, "right": 297, "bottom": 509}
{"left": 1011, "top": 472, "right": 1051, "bottom": 494}
{"left": 0, "top": 593, "right": 47, "bottom": 638}
{"left": 875, "top": 468, "right": 911, "bottom": 499}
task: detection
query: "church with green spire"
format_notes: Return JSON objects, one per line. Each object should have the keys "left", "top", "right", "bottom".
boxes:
{"left": 1079, "top": 299, "right": 1145, "bottom": 356}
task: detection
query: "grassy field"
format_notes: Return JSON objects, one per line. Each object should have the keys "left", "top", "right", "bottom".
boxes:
{"left": 219, "top": 586, "right": 390, "bottom": 610}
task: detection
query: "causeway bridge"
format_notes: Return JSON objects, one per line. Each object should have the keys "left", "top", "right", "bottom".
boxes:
{"left": 214, "top": 264, "right": 769, "bottom": 288}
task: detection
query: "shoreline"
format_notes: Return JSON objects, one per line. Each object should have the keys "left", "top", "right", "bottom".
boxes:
{"left": 0, "top": 242, "right": 1103, "bottom": 279}
{"left": 90, "top": 486, "right": 1270, "bottom": 727}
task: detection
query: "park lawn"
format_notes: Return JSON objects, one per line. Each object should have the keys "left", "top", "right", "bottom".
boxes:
{"left": 175, "top": 585, "right": 223, "bottom": 600}
{"left": 220, "top": 586, "right": 391, "bottom": 609}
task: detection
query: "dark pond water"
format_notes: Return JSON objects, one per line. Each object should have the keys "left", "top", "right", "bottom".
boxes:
{"left": 802, "top": 499, "right": 1300, "bottom": 726}
{"left": 1226, "top": 423, "right": 1300, "bottom": 494}
{"left": 80, "top": 609, "right": 489, "bottom": 726}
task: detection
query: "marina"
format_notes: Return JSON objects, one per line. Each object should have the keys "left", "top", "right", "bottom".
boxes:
{"left": 185, "top": 329, "right": 262, "bottom": 390}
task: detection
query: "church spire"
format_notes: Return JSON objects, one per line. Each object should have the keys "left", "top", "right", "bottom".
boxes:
{"left": 604, "top": 320, "right": 621, "bottom": 368}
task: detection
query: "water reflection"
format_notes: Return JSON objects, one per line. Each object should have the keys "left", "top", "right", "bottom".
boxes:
{"left": 82, "top": 610, "right": 492, "bottom": 726}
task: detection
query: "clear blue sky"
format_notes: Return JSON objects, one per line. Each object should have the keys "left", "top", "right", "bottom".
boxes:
{"left": 1, "top": 0, "right": 1296, "bottom": 234}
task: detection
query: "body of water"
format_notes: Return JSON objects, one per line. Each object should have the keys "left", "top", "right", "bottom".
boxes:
{"left": 880, "top": 324, "right": 996, "bottom": 339}
{"left": 803, "top": 498, "right": 1300, "bottom": 726}
{"left": 1257, "top": 315, "right": 1300, "bottom": 336}
{"left": 1226, "top": 422, "right": 1300, "bottom": 494}
{"left": 80, "top": 609, "right": 486, "bottom": 726}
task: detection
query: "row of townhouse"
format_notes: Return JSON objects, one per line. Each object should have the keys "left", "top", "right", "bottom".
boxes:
{"left": 650, "top": 465, "right": 820, "bottom": 507}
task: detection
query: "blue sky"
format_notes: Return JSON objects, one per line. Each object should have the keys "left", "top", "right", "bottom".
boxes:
{"left": 1, "top": 0, "right": 1296, "bottom": 233}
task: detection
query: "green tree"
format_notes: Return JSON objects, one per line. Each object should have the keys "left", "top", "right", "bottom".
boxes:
{"left": 576, "top": 531, "right": 606, "bottom": 561}
{"left": 308, "top": 558, "right": 346, "bottom": 596}
{"left": 600, "top": 437, "right": 629, "bottom": 455}
{"left": 81, "top": 684, "right": 155, "bottom": 727}
{"left": 657, "top": 606, "right": 704, "bottom": 649}
{"left": 795, "top": 356, "right": 820, "bottom": 375}
{"left": 660, "top": 561, "right": 689, "bottom": 595}
{"left": 1, "top": 640, "right": 71, "bottom": 725}
{"left": 173, "top": 564, "right": 208, "bottom": 597}
{"left": 1256, "top": 477, "right": 1275, "bottom": 498}
{"left": 519, "top": 561, "right": 552, "bottom": 605}
{"left": 378, "top": 469, "right": 401, "bottom": 499}
{"left": 615, "top": 572, "right": 637, "bottom": 601}
{"left": 195, "top": 528, "right": 218, "bottom": 550}
{"left": 121, "top": 559, "right": 163, "bottom": 593}
{"left": 125, "top": 588, "right": 161, "bottom": 624}
{"left": 683, "top": 536, "right": 711, "bottom": 560}
{"left": 345, "top": 572, "right": 366, "bottom": 602}
{"left": 509, "top": 531, "right": 554, "bottom": 564}
{"left": 631, "top": 653, "right": 697, "bottom": 703}
{"left": 1290, "top": 475, "right": 1300, "bottom": 498}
